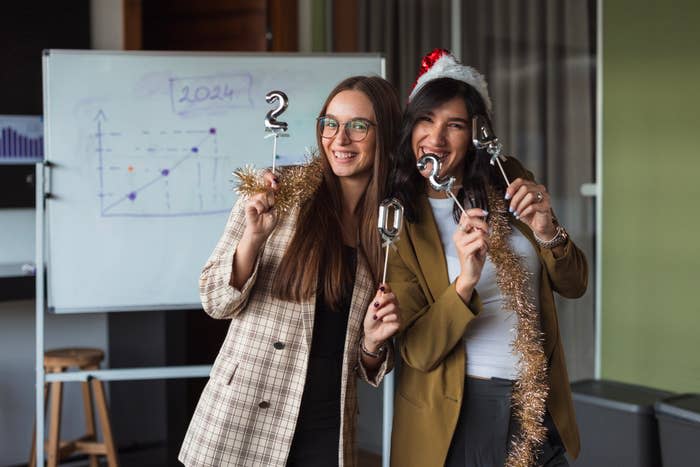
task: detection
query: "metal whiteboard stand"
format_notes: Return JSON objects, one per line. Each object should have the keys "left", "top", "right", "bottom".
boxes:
{"left": 34, "top": 163, "right": 211, "bottom": 465}
{"left": 382, "top": 370, "right": 394, "bottom": 467}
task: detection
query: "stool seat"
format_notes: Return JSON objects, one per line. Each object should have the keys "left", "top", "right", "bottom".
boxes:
{"left": 44, "top": 348, "right": 104, "bottom": 370}
{"left": 30, "top": 348, "right": 118, "bottom": 467}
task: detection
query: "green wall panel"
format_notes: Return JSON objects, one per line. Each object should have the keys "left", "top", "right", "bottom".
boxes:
{"left": 602, "top": 0, "right": 700, "bottom": 392}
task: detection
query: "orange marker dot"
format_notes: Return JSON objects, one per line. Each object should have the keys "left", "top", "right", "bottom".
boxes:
{"left": 127, "top": 165, "right": 134, "bottom": 172}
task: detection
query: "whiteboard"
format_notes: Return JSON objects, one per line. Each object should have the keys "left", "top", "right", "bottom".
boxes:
{"left": 43, "top": 50, "right": 384, "bottom": 313}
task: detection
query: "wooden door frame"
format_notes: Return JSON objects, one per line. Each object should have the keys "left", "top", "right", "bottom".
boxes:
{"left": 122, "top": 0, "right": 299, "bottom": 52}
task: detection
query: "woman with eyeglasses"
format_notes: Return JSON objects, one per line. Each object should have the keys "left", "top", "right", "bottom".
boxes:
{"left": 179, "top": 76, "right": 402, "bottom": 467}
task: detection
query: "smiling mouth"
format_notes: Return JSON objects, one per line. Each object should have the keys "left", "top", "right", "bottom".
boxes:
{"left": 419, "top": 147, "right": 449, "bottom": 161}
{"left": 333, "top": 151, "right": 358, "bottom": 160}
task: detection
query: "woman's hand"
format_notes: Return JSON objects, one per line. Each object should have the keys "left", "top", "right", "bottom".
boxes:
{"left": 506, "top": 178, "right": 557, "bottom": 240}
{"left": 362, "top": 284, "right": 401, "bottom": 355}
{"left": 243, "top": 172, "right": 280, "bottom": 240}
{"left": 453, "top": 208, "right": 490, "bottom": 302}
{"left": 230, "top": 172, "right": 279, "bottom": 289}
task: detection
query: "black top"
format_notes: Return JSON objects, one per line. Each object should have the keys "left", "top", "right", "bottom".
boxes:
{"left": 286, "top": 246, "right": 357, "bottom": 467}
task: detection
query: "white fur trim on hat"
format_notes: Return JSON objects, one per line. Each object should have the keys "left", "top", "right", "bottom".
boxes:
{"left": 409, "top": 54, "right": 492, "bottom": 111}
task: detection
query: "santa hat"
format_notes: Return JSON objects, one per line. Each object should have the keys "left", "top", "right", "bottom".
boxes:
{"left": 408, "top": 48, "right": 492, "bottom": 112}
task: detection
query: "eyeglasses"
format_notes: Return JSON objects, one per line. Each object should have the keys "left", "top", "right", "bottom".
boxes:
{"left": 317, "top": 116, "right": 376, "bottom": 142}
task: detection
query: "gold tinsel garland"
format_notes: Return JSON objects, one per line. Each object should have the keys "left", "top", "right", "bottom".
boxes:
{"left": 486, "top": 186, "right": 549, "bottom": 467}
{"left": 232, "top": 155, "right": 323, "bottom": 213}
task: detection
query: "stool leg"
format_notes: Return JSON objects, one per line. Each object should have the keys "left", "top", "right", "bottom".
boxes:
{"left": 28, "top": 382, "right": 49, "bottom": 467}
{"left": 47, "top": 378, "right": 63, "bottom": 467}
{"left": 81, "top": 379, "right": 99, "bottom": 467}
{"left": 92, "top": 378, "right": 119, "bottom": 467}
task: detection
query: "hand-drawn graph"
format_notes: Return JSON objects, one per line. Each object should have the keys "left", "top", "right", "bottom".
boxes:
{"left": 93, "top": 110, "right": 233, "bottom": 217}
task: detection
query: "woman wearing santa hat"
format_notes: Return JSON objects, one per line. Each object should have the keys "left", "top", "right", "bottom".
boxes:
{"left": 387, "top": 49, "right": 588, "bottom": 466}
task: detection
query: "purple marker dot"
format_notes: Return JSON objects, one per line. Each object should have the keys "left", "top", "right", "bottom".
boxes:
{"left": 128, "top": 192, "right": 137, "bottom": 201}
{"left": 209, "top": 128, "right": 216, "bottom": 134}
{"left": 161, "top": 169, "right": 170, "bottom": 176}
{"left": 191, "top": 147, "right": 198, "bottom": 153}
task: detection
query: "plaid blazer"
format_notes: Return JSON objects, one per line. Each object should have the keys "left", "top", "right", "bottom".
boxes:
{"left": 179, "top": 197, "right": 392, "bottom": 467}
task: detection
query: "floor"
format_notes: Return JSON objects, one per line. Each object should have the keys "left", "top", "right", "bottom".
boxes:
{"left": 26, "top": 446, "right": 383, "bottom": 466}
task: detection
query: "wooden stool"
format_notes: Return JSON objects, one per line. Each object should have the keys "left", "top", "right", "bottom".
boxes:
{"left": 29, "top": 348, "right": 119, "bottom": 467}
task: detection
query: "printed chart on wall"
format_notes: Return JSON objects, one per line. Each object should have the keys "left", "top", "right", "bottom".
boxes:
{"left": 43, "top": 50, "right": 384, "bottom": 312}
{"left": 0, "top": 115, "right": 43, "bottom": 164}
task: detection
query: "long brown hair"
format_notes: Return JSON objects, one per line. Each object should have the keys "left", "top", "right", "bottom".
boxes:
{"left": 273, "top": 76, "right": 401, "bottom": 308}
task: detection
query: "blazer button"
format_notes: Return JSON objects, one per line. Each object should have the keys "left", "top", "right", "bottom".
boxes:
{"left": 258, "top": 401, "right": 270, "bottom": 409}
{"left": 273, "top": 341, "right": 285, "bottom": 350}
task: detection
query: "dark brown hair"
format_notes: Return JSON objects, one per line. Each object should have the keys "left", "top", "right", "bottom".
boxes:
{"left": 390, "top": 77, "right": 506, "bottom": 223}
{"left": 273, "top": 76, "right": 401, "bottom": 308}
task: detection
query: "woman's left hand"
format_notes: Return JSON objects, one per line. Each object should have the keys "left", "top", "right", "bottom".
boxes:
{"left": 505, "top": 178, "right": 557, "bottom": 240}
{"left": 362, "top": 284, "right": 401, "bottom": 354}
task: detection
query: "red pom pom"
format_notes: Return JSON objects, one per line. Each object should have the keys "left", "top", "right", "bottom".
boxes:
{"left": 420, "top": 48, "right": 450, "bottom": 76}
{"left": 411, "top": 48, "right": 451, "bottom": 93}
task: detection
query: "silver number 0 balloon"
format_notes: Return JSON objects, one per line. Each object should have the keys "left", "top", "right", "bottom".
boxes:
{"left": 377, "top": 198, "right": 404, "bottom": 284}
{"left": 416, "top": 154, "right": 467, "bottom": 217}
{"left": 264, "top": 90, "right": 289, "bottom": 173}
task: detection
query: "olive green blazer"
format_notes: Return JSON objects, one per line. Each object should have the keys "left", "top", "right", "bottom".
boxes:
{"left": 389, "top": 159, "right": 588, "bottom": 466}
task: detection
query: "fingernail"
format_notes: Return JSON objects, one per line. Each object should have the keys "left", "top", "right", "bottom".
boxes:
{"left": 482, "top": 209, "right": 489, "bottom": 216}
{"left": 373, "top": 302, "right": 379, "bottom": 308}
{"left": 505, "top": 193, "right": 511, "bottom": 200}
{"left": 508, "top": 206, "right": 514, "bottom": 213}
{"left": 379, "top": 286, "right": 386, "bottom": 292}
{"left": 514, "top": 211, "right": 519, "bottom": 217}
{"left": 373, "top": 315, "right": 377, "bottom": 320}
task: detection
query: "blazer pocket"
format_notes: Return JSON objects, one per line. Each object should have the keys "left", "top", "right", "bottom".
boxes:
{"left": 397, "top": 387, "right": 426, "bottom": 409}
{"left": 209, "top": 360, "right": 239, "bottom": 385}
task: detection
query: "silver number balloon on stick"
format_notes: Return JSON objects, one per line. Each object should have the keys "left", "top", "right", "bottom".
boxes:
{"left": 416, "top": 154, "right": 467, "bottom": 217}
{"left": 471, "top": 115, "right": 510, "bottom": 186}
{"left": 264, "top": 90, "right": 290, "bottom": 173}
{"left": 378, "top": 198, "right": 404, "bottom": 284}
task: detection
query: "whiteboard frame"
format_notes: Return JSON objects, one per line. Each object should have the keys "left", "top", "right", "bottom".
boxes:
{"left": 36, "top": 49, "right": 390, "bottom": 465}
{"left": 43, "top": 49, "right": 385, "bottom": 313}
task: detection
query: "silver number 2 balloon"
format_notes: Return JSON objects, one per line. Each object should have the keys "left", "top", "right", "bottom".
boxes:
{"left": 416, "top": 154, "right": 467, "bottom": 217}
{"left": 264, "top": 90, "right": 289, "bottom": 173}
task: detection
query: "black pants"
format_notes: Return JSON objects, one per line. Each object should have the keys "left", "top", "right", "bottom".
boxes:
{"left": 444, "top": 377, "right": 568, "bottom": 467}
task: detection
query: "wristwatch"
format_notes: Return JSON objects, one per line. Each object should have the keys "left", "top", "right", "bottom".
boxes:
{"left": 533, "top": 224, "right": 568, "bottom": 249}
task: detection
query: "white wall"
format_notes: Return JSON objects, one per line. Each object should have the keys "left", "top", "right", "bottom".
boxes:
{"left": 0, "top": 208, "right": 34, "bottom": 265}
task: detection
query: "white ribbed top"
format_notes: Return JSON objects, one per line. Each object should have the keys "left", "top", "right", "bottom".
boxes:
{"left": 428, "top": 196, "right": 541, "bottom": 380}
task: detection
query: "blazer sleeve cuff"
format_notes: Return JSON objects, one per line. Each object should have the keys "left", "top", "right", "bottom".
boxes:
{"left": 539, "top": 238, "right": 588, "bottom": 298}
{"left": 199, "top": 242, "right": 264, "bottom": 319}
{"left": 357, "top": 342, "right": 395, "bottom": 387}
